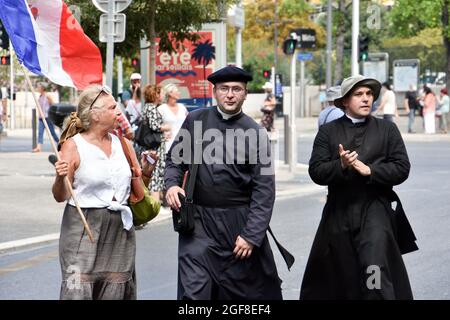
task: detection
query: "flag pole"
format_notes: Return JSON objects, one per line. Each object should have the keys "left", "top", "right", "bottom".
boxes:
{"left": 20, "top": 64, "right": 94, "bottom": 243}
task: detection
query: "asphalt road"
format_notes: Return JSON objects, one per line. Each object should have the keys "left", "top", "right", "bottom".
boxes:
{"left": 1, "top": 136, "right": 449, "bottom": 300}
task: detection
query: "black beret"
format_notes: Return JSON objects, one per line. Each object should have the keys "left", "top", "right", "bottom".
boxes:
{"left": 207, "top": 65, "right": 253, "bottom": 85}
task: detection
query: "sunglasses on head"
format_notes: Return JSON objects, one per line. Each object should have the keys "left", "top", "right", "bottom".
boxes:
{"left": 89, "top": 85, "right": 112, "bottom": 110}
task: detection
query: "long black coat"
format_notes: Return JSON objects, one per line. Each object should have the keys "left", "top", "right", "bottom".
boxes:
{"left": 165, "top": 107, "right": 282, "bottom": 300}
{"left": 300, "top": 115, "right": 418, "bottom": 300}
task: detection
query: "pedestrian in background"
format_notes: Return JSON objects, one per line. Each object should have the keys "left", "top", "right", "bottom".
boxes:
{"left": 53, "top": 84, "right": 155, "bottom": 300}
{"left": 32, "top": 82, "right": 59, "bottom": 153}
{"left": 404, "top": 84, "right": 420, "bottom": 133}
{"left": 317, "top": 85, "right": 344, "bottom": 127}
{"left": 165, "top": 65, "right": 289, "bottom": 300}
{"left": 142, "top": 84, "right": 171, "bottom": 202}
{"left": 158, "top": 83, "right": 188, "bottom": 154}
{"left": 260, "top": 81, "right": 276, "bottom": 133}
{"left": 422, "top": 86, "right": 436, "bottom": 134}
{"left": 124, "top": 80, "right": 142, "bottom": 129}
{"left": 437, "top": 88, "right": 449, "bottom": 134}
{"left": 374, "top": 82, "right": 398, "bottom": 123}
{"left": 300, "top": 75, "right": 417, "bottom": 300}
{"left": 122, "top": 73, "right": 141, "bottom": 109}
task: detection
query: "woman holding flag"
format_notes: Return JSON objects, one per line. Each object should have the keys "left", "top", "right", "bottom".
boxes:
{"left": 52, "top": 85, "right": 154, "bottom": 300}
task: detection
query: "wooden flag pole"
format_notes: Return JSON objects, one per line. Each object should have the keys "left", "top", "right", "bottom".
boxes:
{"left": 21, "top": 65, "right": 94, "bottom": 243}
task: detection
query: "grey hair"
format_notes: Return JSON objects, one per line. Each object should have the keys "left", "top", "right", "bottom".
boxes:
{"left": 163, "top": 83, "right": 178, "bottom": 102}
{"left": 74, "top": 84, "right": 106, "bottom": 131}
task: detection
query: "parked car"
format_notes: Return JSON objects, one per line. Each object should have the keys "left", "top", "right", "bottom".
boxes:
{"left": 48, "top": 103, "right": 76, "bottom": 129}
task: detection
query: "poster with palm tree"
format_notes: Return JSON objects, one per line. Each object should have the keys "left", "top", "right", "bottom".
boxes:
{"left": 192, "top": 39, "right": 216, "bottom": 107}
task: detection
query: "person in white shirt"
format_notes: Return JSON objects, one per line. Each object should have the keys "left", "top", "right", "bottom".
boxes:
{"left": 52, "top": 84, "right": 155, "bottom": 300}
{"left": 158, "top": 83, "right": 188, "bottom": 154}
{"left": 374, "top": 82, "right": 398, "bottom": 122}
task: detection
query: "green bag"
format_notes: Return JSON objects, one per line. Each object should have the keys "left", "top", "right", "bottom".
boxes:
{"left": 130, "top": 182, "right": 161, "bottom": 225}
{"left": 119, "top": 136, "right": 161, "bottom": 226}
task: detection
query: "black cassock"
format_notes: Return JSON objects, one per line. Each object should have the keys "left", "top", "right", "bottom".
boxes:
{"left": 165, "top": 106, "right": 282, "bottom": 300}
{"left": 300, "top": 115, "right": 418, "bottom": 300}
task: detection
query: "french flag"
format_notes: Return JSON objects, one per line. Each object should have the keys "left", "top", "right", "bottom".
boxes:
{"left": 0, "top": 0, "right": 102, "bottom": 89}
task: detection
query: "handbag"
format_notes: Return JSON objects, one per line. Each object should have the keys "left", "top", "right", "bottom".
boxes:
{"left": 119, "top": 136, "right": 161, "bottom": 225}
{"left": 171, "top": 110, "right": 209, "bottom": 234}
{"left": 172, "top": 167, "right": 197, "bottom": 234}
{"left": 134, "top": 118, "right": 162, "bottom": 150}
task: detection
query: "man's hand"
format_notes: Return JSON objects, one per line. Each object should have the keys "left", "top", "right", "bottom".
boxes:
{"left": 352, "top": 159, "right": 371, "bottom": 176}
{"left": 166, "top": 186, "right": 185, "bottom": 211}
{"left": 233, "top": 235, "right": 254, "bottom": 260}
{"left": 339, "top": 144, "right": 358, "bottom": 169}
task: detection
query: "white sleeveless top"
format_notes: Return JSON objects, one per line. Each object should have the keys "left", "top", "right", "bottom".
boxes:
{"left": 69, "top": 133, "right": 133, "bottom": 230}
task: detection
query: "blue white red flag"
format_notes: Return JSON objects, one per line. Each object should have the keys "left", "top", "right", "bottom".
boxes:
{"left": 0, "top": 0, "right": 102, "bottom": 89}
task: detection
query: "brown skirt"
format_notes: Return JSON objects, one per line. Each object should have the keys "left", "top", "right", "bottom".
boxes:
{"left": 59, "top": 204, "right": 136, "bottom": 300}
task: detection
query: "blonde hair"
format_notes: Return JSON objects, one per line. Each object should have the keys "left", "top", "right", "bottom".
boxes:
{"left": 60, "top": 84, "right": 107, "bottom": 145}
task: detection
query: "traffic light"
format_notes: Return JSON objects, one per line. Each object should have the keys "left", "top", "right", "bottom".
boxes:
{"left": 131, "top": 58, "right": 140, "bottom": 72}
{"left": 359, "top": 35, "right": 369, "bottom": 61}
{"left": 282, "top": 38, "right": 297, "bottom": 55}
{"left": 1, "top": 55, "right": 10, "bottom": 65}
{"left": 0, "top": 22, "right": 9, "bottom": 50}
{"left": 263, "top": 69, "right": 271, "bottom": 80}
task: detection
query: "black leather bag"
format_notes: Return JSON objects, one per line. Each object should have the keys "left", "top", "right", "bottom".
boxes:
{"left": 134, "top": 119, "right": 161, "bottom": 150}
{"left": 172, "top": 192, "right": 195, "bottom": 234}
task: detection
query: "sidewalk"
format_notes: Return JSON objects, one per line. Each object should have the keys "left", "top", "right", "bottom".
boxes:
{"left": 1, "top": 114, "right": 448, "bottom": 253}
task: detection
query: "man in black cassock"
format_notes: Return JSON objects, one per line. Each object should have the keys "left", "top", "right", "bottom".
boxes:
{"left": 165, "top": 65, "right": 288, "bottom": 300}
{"left": 300, "top": 75, "right": 418, "bottom": 300}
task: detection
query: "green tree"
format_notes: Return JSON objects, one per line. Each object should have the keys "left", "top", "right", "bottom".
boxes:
{"left": 388, "top": 0, "right": 450, "bottom": 89}
{"left": 66, "top": 0, "right": 237, "bottom": 84}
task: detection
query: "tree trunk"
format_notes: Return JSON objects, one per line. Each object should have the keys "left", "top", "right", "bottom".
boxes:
{"left": 334, "top": 0, "right": 346, "bottom": 84}
{"left": 442, "top": 0, "right": 450, "bottom": 91}
{"left": 149, "top": 2, "right": 157, "bottom": 85}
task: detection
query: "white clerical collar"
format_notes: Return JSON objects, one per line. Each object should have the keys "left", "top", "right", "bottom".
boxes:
{"left": 345, "top": 114, "right": 366, "bottom": 123}
{"left": 217, "top": 106, "right": 242, "bottom": 120}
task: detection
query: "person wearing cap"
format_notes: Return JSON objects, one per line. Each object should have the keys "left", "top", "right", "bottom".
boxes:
{"left": 260, "top": 81, "right": 276, "bottom": 132}
{"left": 164, "top": 65, "right": 292, "bottom": 300}
{"left": 318, "top": 86, "right": 344, "bottom": 127}
{"left": 300, "top": 75, "right": 417, "bottom": 300}
{"left": 121, "top": 73, "right": 141, "bottom": 109}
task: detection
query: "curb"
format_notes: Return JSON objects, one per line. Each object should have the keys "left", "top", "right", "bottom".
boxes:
{"left": 0, "top": 233, "right": 60, "bottom": 254}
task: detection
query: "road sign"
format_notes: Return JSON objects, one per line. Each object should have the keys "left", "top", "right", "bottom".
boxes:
{"left": 393, "top": 59, "right": 420, "bottom": 92}
{"left": 297, "top": 52, "right": 313, "bottom": 61}
{"left": 99, "top": 13, "right": 126, "bottom": 43}
{"left": 362, "top": 52, "right": 389, "bottom": 83}
{"left": 92, "top": 0, "right": 131, "bottom": 13}
{"left": 291, "top": 28, "right": 316, "bottom": 49}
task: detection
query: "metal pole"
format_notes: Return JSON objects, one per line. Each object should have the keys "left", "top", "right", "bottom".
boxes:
{"left": 32, "top": 108, "right": 37, "bottom": 149}
{"left": 117, "top": 56, "right": 123, "bottom": 101}
{"left": 235, "top": 27, "right": 242, "bottom": 68}
{"left": 274, "top": 0, "right": 278, "bottom": 73}
{"left": 351, "top": 0, "right": 360, "bottom": 76}
{"left": 300, "top": 60, "right": 305, "bottom": 118}
{"left": 140, "top": 36, "right": 150, "bottom": 87}
{"left": 9, "top": 40, "right": 15, "bottom": 130}
{"left": 105, "top": 0, "right": 115, "bottom": 89}
{"left": 289, "top": 53, "right": 297, "bottom": 173}
{"left": 326, "top": 0, "right": 332, "bottom": 88}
